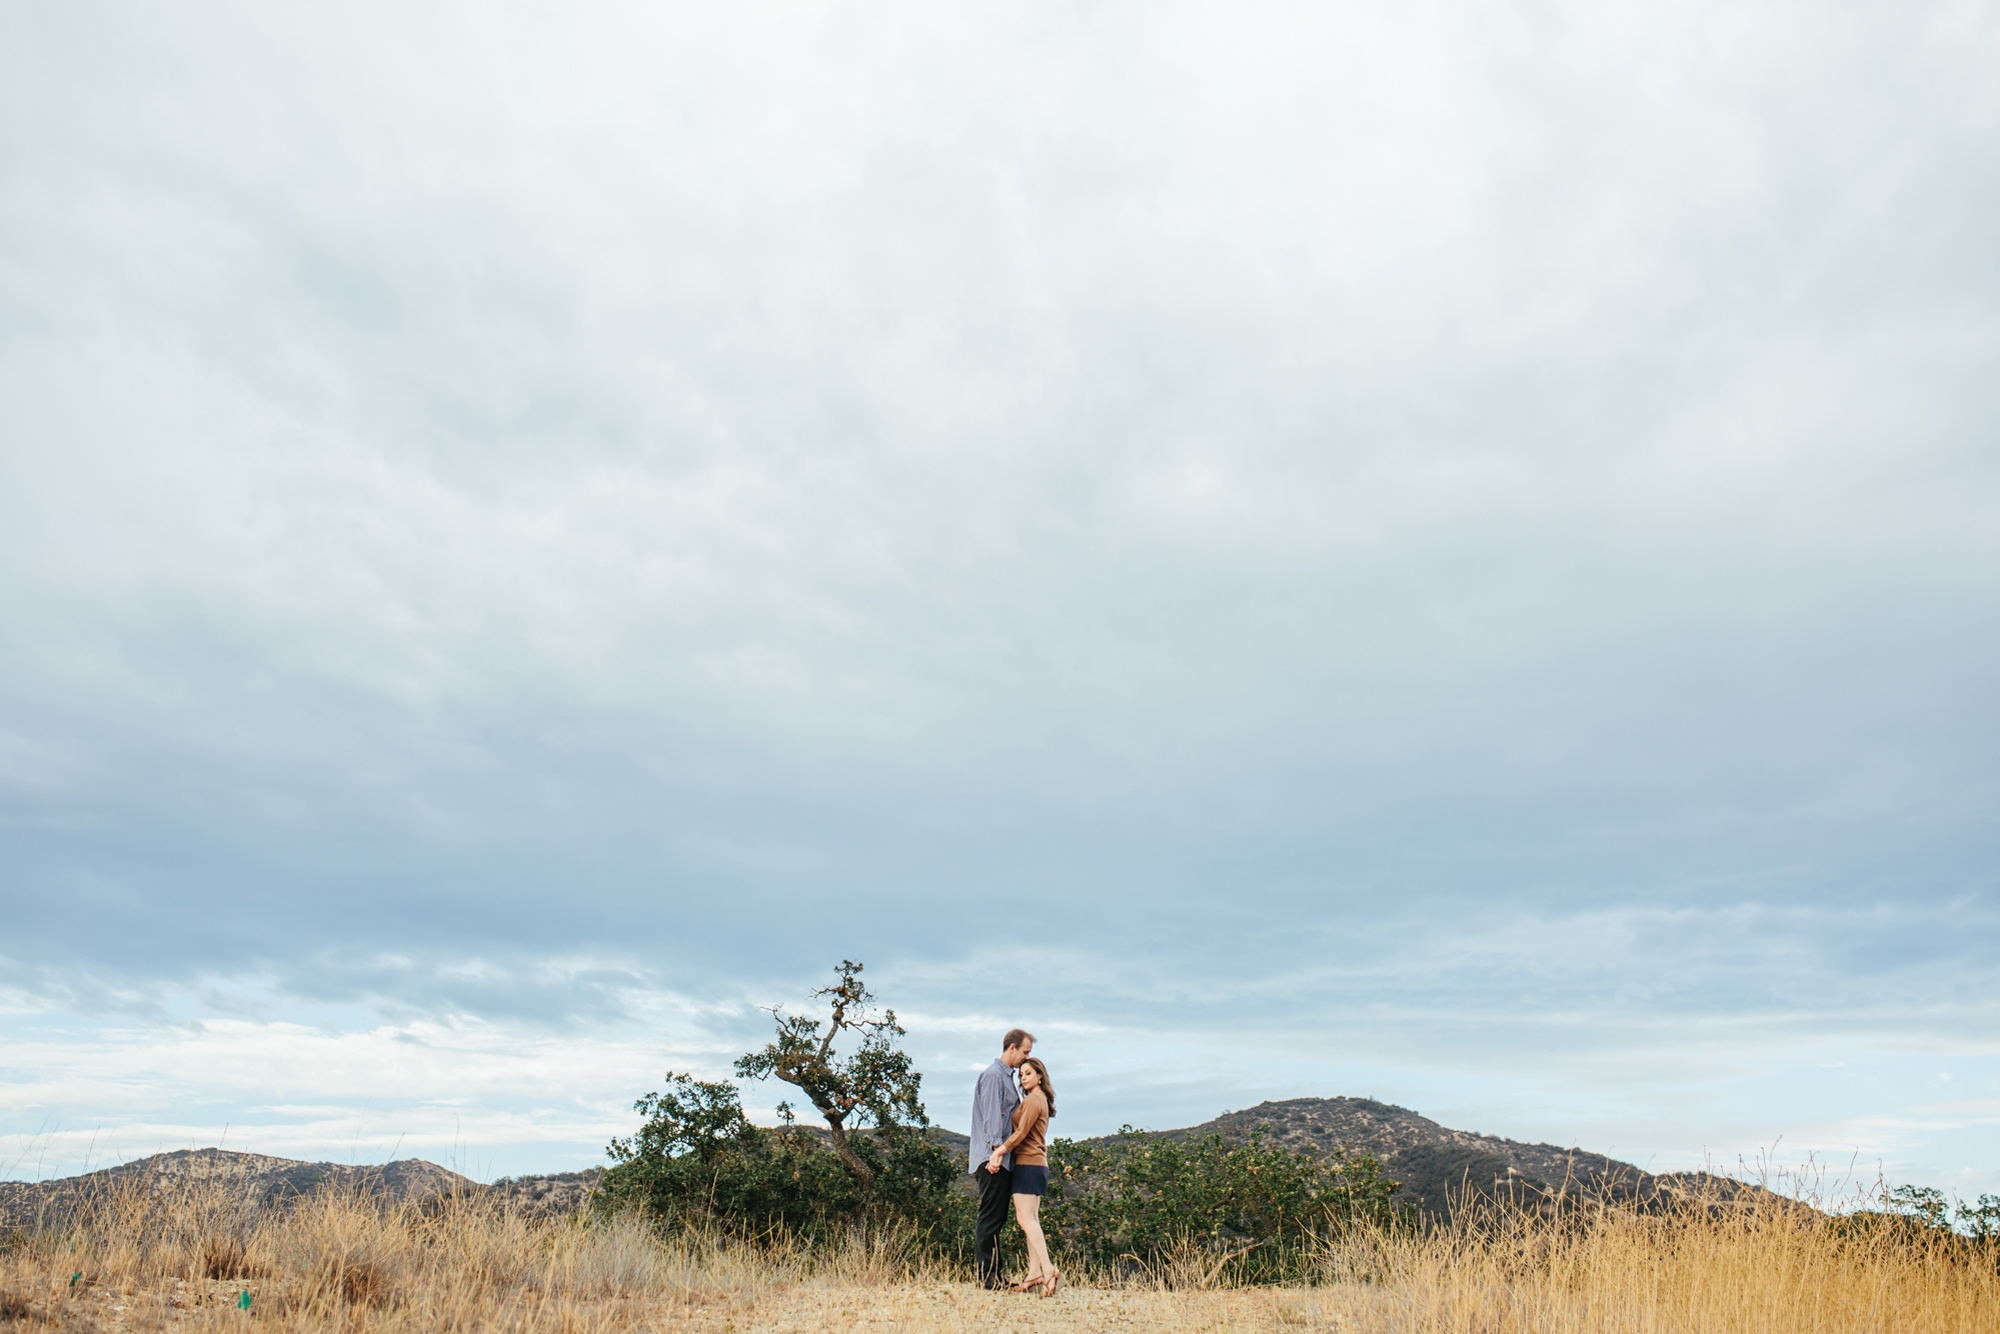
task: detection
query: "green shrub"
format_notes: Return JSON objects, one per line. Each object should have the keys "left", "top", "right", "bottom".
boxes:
{"left": 1959, "top": 1193, "right": 2000, "bottom": 1242}
{"left": 1043, "top": 1125, "right": 1405, "bottom": 1284}
{"left": 600, "top": 1076, "right": 974, "bottom": 1258}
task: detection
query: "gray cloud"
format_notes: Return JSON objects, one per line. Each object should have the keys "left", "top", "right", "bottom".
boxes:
{"left": 2, "top": 1, "right": 1997, "bottom": 1178}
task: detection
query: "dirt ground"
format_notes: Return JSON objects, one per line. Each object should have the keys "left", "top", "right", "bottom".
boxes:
{"left": 679, "top": 1281, "right": 1381, "bottom": 1332}
{"left": 22, "top": 1277, "right": 1382, "bottom": 1333}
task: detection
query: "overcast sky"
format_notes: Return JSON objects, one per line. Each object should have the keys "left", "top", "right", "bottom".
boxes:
{"left": 3, "top": 1, "right": 1997, "bottom": 1196}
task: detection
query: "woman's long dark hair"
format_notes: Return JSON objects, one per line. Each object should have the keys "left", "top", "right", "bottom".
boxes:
{"left": 1022, "top": 1057, "right": 1055, "bottom": 1117}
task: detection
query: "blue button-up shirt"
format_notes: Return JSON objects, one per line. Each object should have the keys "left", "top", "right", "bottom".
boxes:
{"left": 969, "top": 1057, "right": 1021, "bottom": 1174}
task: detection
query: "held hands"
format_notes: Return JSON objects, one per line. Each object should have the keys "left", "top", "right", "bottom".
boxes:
{"left": 986, "top": 1149, "right": 1005, "bottom": 1174}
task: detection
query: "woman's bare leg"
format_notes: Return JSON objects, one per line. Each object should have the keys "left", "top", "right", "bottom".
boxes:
{"left": 1012, "top": 1193, "right": 1053, "bottom": 1286}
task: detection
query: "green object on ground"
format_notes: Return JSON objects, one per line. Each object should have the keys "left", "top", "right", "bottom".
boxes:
{"left": 238, "top": 1290, "right": 252, "bottom": 1309}
{"left": 69, "top": 1272, "right": 81, "bottom": 1287}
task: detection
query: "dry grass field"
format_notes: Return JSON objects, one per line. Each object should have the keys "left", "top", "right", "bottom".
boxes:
{"left": 1, "top": 1172, "right": 1994, "bottom": 1332}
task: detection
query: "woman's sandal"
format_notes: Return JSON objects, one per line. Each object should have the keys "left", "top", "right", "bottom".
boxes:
{"left": 1010, "top": 1275, "right": 1047, "bottom": 1294}
{"left": 1040, "top": 1269, "right": 1062, "bottom": 1298}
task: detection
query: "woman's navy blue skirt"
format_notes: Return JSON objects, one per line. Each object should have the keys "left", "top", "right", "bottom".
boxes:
{"left": 1012, "top": 1164, "right": 1048, "bottom": 1196}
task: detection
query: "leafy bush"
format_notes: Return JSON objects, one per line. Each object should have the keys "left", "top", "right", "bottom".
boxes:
{"left": 600, "top": 1078, "right": 973, "bottom": 1256}
{"left": 1960, "top": 1194, "right": 2000, "bottom": 1243}
{"left": 602, "top": 962, "right": 977, "bottom": 1258}
{"left": 1880, "top": 1184, "right": 2000, "bottom": 1243}
{"left": 1885, "top": 1184, "right": 1954, "bottom": 1232}
{"left": 1043, "top": 1125, "right": 1405, "bottom": 1285}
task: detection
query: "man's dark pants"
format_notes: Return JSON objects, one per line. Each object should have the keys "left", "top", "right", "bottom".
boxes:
{"left": 974, "top": 1163, "right": 1013, "bottom": 1288}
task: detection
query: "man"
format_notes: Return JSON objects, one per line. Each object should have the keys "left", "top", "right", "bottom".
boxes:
{"left": 969, "top": 1027, "right": 1034, "bottom": 1289}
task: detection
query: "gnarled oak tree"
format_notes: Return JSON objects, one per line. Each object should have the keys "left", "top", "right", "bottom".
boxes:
{"left": 733, "top": 959, "right": 928, "bottom": 1207}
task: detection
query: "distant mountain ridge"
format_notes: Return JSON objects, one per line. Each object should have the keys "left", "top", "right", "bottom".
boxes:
{"left": 3, "top": 1099, "right": 1745, "bottom": 1227}
{"left": 0, "top": 1148, "right": 477, "bottom": 1229}
{"left": 1139, "top": 1097, "right": 1744, "bottom": 1214}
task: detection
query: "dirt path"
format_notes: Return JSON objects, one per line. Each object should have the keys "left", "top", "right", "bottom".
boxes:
{"left": 27, "top": 1275, "right": 1388, "bottom": 1331}
{"left": 685, "top": 1281, "right": 1383, "bottom": 1332}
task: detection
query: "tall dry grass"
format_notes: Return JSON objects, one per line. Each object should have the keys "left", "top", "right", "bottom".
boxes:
{"left": 0, "top": 1168, "right": 1994, "bottom": 1331}
{"left": 1307, "top": 1184, "right": 2000, "bottom": 1333}
{"left": 0, "top": 1170, "right": 929, "bottom": 1332}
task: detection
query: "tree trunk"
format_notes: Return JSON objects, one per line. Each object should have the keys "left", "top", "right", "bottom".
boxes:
{"left": 821, "top": 1112, "right": 876, "bottom": 1202}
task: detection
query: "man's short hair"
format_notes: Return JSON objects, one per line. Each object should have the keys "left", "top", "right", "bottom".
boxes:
{"left": 1003, "top": 1028, "right": 1036, "bottom": 1051}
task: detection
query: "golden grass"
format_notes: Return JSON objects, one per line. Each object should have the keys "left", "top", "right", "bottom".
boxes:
{"left": 1, "top": 1172, "right": 1993, "bottom": 1332}
{"left": 1306, "top": 1191, "right": 2000, "bottom": 1333}
{"left": 0, "top": 1173, "right": 812, "bottom": 1332}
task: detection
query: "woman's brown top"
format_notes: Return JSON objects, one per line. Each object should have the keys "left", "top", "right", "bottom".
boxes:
{"left": 999, "top": 1088, "right": 1049, "bottom": 1167}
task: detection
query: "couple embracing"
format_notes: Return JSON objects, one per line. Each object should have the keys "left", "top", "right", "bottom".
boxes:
{"left": 969, "top": 1028, "right": 1060, "bottom": 1296}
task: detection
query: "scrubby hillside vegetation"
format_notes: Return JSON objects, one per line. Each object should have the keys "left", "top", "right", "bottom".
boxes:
{"left": 1141, "top": 1095, "right": 1760, "bottom": 1217}
{"left": 1, "top": 1155, "right": 1995, "bottom": 1332}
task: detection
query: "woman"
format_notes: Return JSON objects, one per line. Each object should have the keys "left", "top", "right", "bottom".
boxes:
{"left": 986, "top": 1056, "right": 1060, "bottom": 1296}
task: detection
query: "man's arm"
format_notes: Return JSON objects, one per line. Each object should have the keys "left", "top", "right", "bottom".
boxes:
{"left": 968, "top": 1064, "right": 1008, "bottom": 1168}
{"left": 969, "top": 1068, "right": 1002, "bottom": 1171}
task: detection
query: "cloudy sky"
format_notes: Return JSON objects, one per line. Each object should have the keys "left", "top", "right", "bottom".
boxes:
{"left": 3, "top": 1, "right": 1996, "bottom": 1197}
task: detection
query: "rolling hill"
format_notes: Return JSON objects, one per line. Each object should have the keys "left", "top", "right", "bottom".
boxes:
{"left": 3, "top": 1098, "right": 1746, "bottom": 1226}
